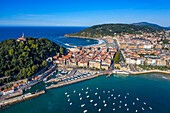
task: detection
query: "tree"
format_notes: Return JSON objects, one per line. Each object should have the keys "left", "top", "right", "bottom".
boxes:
{"left": 114, "top": 52, "right": 121, "bottom": 63}
{"left": 42, "top": 60, "right": 47, "bottom": 67}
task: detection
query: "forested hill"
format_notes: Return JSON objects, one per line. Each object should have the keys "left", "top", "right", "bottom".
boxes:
{"left": 65, "top": 24, "right": 163, "bottom": 38}
{"left": 0, "top": 37, "right": 65, "bottom": 85}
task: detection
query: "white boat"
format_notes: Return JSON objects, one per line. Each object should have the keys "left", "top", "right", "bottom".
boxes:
{"left": 133, "top": 102, "right": 135, "bottom": 105}
{"left": 108, "top": 91, "right": 110, "bottom": 93}
{"left": 73, "top": 90, "right": 76, "bottom": 93}
{"left": 127, "top": 108, "right": 129, "bottom": 111}
{"left": 83, "top": 110, "right": 88, "bottom": 113}
{"left": 119, "top": 106, "right": 121, "bottom": 108}
{"left": 143, "top": 102, "right": 146, "bottom": 105}
{"left": 136, "top": 98, "right": 139, "bottom": 101}
{"left": 96, "top": 88, "right": 98, "bottom": 90}
{"left": 103, "top": 100, "right": 105, "bottom": 103}
{"left": 108, "top": 97, "right": 110, "bottom": 99}
{"left": 142, "top": 107, "right": 145, "bottom": 110}
{"left": 90, "top": 100, "right": 93, "bottom": 102}
{"left": 65, "top": 92, "right": 67, "bottom": 95}
{"left": 112, "top": 89, "right": 114, "bottom": 91}
{"left": 114, "top": 97, "right": 116, "bottom": 99}
{"left": 95, "top": 93, "right": 98, "bottom": 95}
{"left": 125, "top": 96, "right": 127, "bottom": 99}
{"left": 113, "top": 108, "right": 115, "bottom": 111}
{"left": 82, "top": 88, "right": 84, "bottom": 90}
{"left": 68, "top": 98, "right": 70, "bottom": 102}
{"left": 86, "top": 95, "right": 89, "bottom": 98}
{"left": 85, "top": 91, "right": 88, "bottom": 94}
{"left": 135, "top": 110, "right": 138, "bottom": 112}
{"left": 87, "top": 87, "right": 89, "bottom": 90}
{"left": 120, "top": 101, "right": 122, "bottom": 103}
{"left": 104, "top": 104, "right": 107, "bottom": 107}
{"left": 70, "top": 102, "right": 72, "bottom": 105}
{"left": 127, "top": 93, "right": 129, "bottom": 95}
{"left": 98, "top": 109, "right": 101, "bottom": 112}
{"left": 111, "top": 94, "right": 113, "bottom": 97}
{"left": 149, "top": 107, "right": 152, "bottom": 110}
{"left": 113, "top": 103, "right": 115, "bottom": 105}
{"left": 118, "top": 94, "right": 120, "bottom": 97}
{"left": 67, "top": 95, "right": 70, "bottom": 97}
{"left": 94, "top": 103, "right": 97, "bottom": 106}
{"left": 103, "top": 91, "right": 105, "bottom": 93}
{"left": 81, "top": 104, "right": 85, "bottom": 107}
{"left": 79, "top": 93, "right": 81, "bottom": 96}
{"left": 80, "top": 97, "right": 82, "bottom": 100}
{"left": 99, "top": 96, "right": 101, "bottom": 99}
{"left": 125, "top": 104, "right": 127, "bottom": 106}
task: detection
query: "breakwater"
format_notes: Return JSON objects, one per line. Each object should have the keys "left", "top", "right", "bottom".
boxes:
{"left": 0, "top": 90, "right": 45, "bottom": 109}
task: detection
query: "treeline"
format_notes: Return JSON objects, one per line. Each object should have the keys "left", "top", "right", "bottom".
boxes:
{"left": 0, "top": 37, "right": 65, "bottom": 85}
{"left": 65, "top": 24, "right": 162, "bottom": 38}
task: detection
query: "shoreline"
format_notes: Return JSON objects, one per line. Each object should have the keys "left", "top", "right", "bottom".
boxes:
{"left": 63, "top": 35, "right": 108, "bottom": 48}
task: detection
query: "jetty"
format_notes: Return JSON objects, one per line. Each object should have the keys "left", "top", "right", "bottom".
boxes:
{"left": 0, "top": 90, "right": 45, "bottom": 109}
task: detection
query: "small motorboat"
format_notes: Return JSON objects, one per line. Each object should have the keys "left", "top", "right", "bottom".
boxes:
{"left": 67, "top": 95, "right": 70, "bottom": 97}
{"left": 136, "top": 98, "right": 139, "bottom": 101}
{"left": 113, "top": 103, "right": 115, "bottom": 105}
{"left": 94, "top": 103, "right": 97, "bottom": 106}
{"left": 68, "top": 98, "right": 70, "bottom": 102}
{"left": 81, "top": 104, "right": 85, "bottom": 107}
{"left": 104, "top": 104, "right": 107, "bottom": 107}
{"left": 70, "top": 102, "right": 72, "bottom": 105}
{"left": 149, "top": 107, "right": 152, "bottom": 110}
{"left": 86, "top": 95, "right": 89, "bottom": 98}
{"left": 113, "top": 108, "right": 115, "bottom": 111}
{"left": 80, "top": 97, "right": 82, "bottom": 100}
{"left": 90, "top": 100, "right": 93, "bottom": 102}
{"left": 98, "top": 109, "right": 101, "bottom": 112}
{"left": 83, "top": 110, "right": 88, "bottom": 113}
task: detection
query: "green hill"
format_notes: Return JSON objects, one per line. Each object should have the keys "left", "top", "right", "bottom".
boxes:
{"left": 132, "top": 22, "right": 169, "bottom": 30}
{"left": 0, "top": 37, "right": 65, "bottom": 85}
{"left": 65, "top": 24, "right": 163, "bottom": 38}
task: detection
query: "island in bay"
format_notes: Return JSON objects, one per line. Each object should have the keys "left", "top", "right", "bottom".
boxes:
{"left": 0, "top": 23, "right": 170, "bottom": 113}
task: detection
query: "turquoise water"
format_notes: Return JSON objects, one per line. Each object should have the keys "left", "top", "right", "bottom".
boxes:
{"left": 1, "top": 73, "right": 170, "bottom": 113}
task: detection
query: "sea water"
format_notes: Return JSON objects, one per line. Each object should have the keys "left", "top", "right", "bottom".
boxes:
{"left": 1, "top": 73, "right": 170, "bottom": 113}
{"left": 0, "top": 27, "right": 105, "bottom": 47}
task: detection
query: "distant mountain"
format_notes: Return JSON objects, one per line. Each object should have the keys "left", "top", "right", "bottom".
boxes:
{"left": 132, "top": 22, "right": 169, "bottom": 30}
{"left": 65, "top": 24, "right": 162, "bottom": 38}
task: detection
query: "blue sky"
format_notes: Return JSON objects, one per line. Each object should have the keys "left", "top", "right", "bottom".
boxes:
{"left": 0, "top": 0, "right": 170, "bottom": 26}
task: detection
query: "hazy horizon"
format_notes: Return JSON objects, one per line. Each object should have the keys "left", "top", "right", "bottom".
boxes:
{"left": 1, "top": 0, "right": 170, "bottom": 26}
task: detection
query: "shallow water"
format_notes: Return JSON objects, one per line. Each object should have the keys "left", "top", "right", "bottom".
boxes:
{"left": 1, "top": 73, "right": 170, "bottom": 113}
